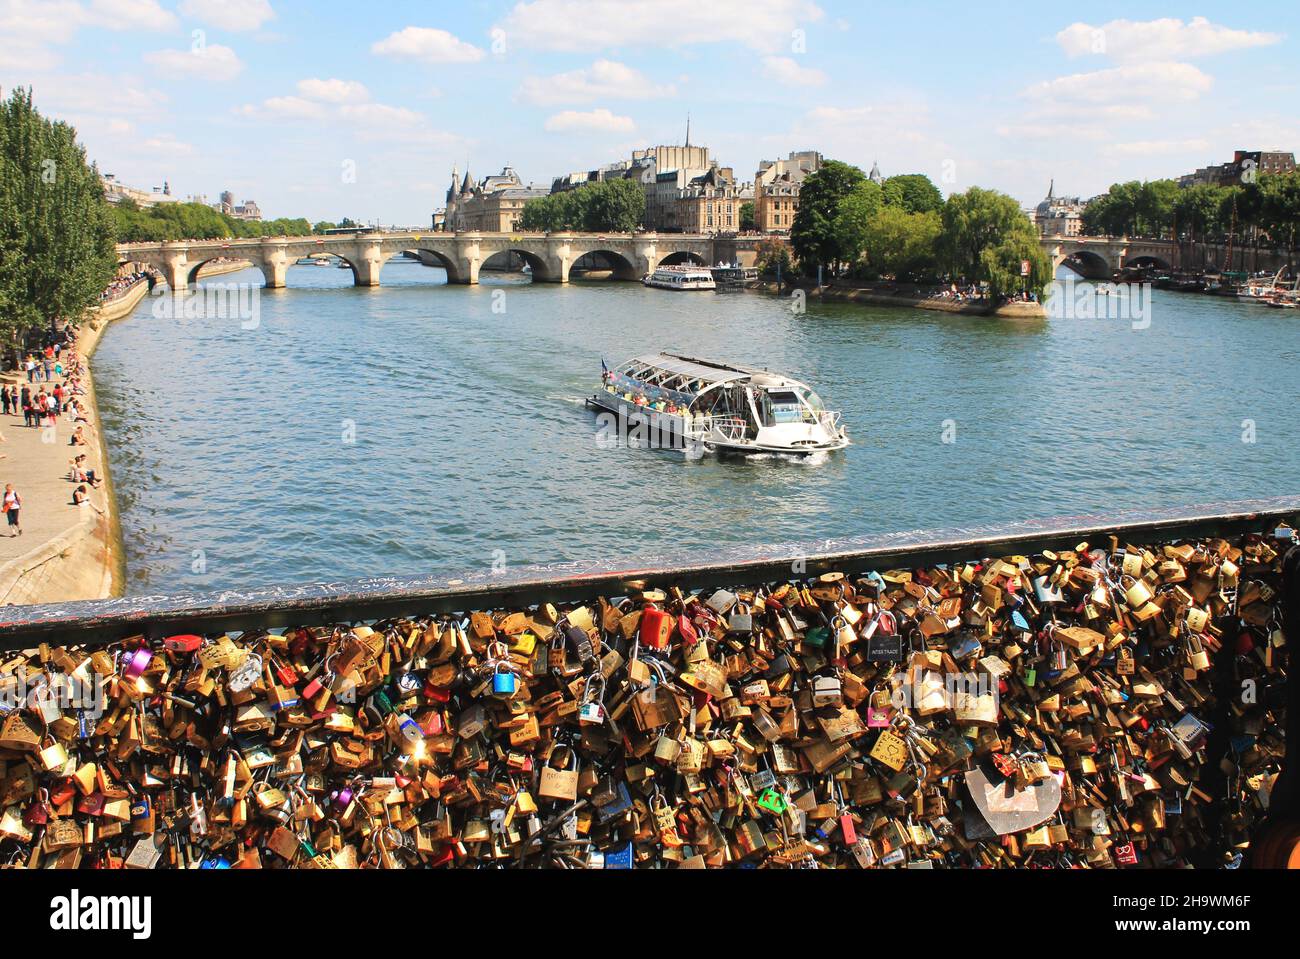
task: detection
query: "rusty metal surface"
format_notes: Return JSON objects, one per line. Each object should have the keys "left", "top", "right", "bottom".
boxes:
{"left": 2, "top": 495, "right": 1297, "bottom": 648}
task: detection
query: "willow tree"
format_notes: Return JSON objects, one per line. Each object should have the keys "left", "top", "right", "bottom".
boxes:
{"left": 0, "top": 86, "right": 117, "bottom": 348}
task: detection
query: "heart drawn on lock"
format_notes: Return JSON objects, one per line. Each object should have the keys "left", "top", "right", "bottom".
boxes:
{"left": 962, "top": 766, "right": 1061, "bottom": 839}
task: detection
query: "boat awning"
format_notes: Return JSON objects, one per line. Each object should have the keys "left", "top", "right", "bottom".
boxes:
{"left": 622, "top": 352, "right": 757, "bottom": 388}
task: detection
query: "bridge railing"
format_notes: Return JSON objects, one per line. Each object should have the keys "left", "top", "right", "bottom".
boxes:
{"left": 1, "top": 495, "right": 1295, "bottom": 649}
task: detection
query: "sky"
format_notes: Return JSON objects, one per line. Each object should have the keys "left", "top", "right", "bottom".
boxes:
{"left": 2, "top": 0, "right": 1296, "bottom": 226}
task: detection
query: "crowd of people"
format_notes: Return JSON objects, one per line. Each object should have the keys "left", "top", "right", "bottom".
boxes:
{"left": 1, "top": 326, "right": 105, "bottom": 540}
{"left": 99, "top": 270, "right": 149, "bottom": 302}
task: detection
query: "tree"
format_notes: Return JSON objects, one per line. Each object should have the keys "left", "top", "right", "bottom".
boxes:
{"left": 1174, "top": 184, "right": 1222, "bottom": 244}
{"left": 1136, "top": 179, "right": 1179, "bottom": 237}
{"left": 739, "top": 201, "right": 755, "bottom": 232}
{"left": 979, "top": 232, "right": 1053, "bottom": 301}
{"left": 790, "top": 159, "right": 870, "bottom": 274}
{"left": 313, "top": 220, "right": 337, "bottom": 234}
{"left": 940, "top": 186, "right": 1028, "bottom": 279}
{"left": 830, "top": 181, "right": 882, "bottom": 269}
{"left": 862, "top": 207, "right": 941, "bottom": 282}
{"left": 520, "top": 179, "right": 644, "bottom": 233}
{"left": 755, "top": 238, "right": 792, "bottom": 277}
{"left": 881, "top": 174, "right": 943, "bottom": 215}
{"left": 0, "top": 86, "right": 117, "bottom": 345}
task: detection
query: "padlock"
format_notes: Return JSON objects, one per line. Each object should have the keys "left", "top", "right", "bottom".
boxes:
{"left": 491, "top": 663, "right": 517, "bottom": 696}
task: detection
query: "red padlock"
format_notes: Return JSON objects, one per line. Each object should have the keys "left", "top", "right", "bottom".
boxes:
{"left": 163, "top": 634, "right": 203, "bottom": 654}
{"left": 640, "top": 605, "right": 674, "bottom": 650}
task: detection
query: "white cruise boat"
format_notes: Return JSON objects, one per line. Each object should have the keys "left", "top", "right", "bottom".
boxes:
{"left": 642, "top": 265, "right": 716, "bottom": 290}
{"left": 589, "top": 352, "right": 849, "bottom": 455}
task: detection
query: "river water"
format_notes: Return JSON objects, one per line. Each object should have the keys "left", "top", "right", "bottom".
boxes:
{"left": 91, "top": 259, "right": 1300, "bottom": 594}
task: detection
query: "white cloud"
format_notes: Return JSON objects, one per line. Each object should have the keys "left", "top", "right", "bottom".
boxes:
{"left": 371, "top": 27, "right": 484, "bottom": 64}
{"left": 517, "top": 59, "right": 675, "bottom": 105}
{"left": 21, "top": 72, "right": 167, "bottom": 116}
{"left": 296, "top": 77, "right": 369, "bottom": 103}
{"left": 496, "top": 0, "right": 823, "bottom": 53}
{"left": 178, "top": 0, "right": 275, "bottom": 32}
{"left": 0, "top": 0, "right": 89, "bottom": 45}
{"left": 1022, "top": 61, "right": 1212, "bottom": 109}
{"left": 90, "top": 0, "right": 178, "bottom": 31}
{"left": 544, "top": 108, "right": 635, "bottom": 133}
{"left": 1057, "top": 17, "right": 1282, "bottom": 63}
{"left": 0, "top": 0, "right": 174, "bottom": 67}
{"left": 1103, "top": 138, "right": 1211, "bottom": 157}
{"left": 760, "top": 55, "right": 826, "bottom": 86}
{"left": 140, "top": 132, "right": 195, "bottom": 155}
{"left": 238, "top": 95, "right": 328, "bottom": 120}
{"left": 144, "top": 43, "right": 244, "bottom": 80}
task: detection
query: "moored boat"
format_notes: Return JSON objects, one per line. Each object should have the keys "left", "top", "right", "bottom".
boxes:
{"left": 588, "top": 352, "right": 849, "bottom": 455}
{"left": 642, "top": 265, "right": 716, "bottom": 291}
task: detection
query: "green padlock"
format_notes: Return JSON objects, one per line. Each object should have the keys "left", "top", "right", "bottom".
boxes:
{"left": 1023, "top": 667, "right": 1037, "bottom": 688}
{"left": 803, "top": 626, "right": 829, "bottom": 650}
{"left": 757, "top": 788, "right": 788, "bottom": 815}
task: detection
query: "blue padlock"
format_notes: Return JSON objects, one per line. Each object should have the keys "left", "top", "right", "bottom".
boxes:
{"left": 492, "top": 663, "right": 517, "bottom": 696}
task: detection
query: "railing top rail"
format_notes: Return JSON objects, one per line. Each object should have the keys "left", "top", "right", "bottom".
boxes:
{"left": 2, "top": 495, "right": 1296, "bottom": 648}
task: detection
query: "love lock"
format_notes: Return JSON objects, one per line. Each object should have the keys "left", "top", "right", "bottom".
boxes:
{"left": 757, "top": 788, "right": 788, "bottom": 815}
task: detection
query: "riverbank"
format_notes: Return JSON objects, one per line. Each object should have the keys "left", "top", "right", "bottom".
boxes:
{"left": 749, "top": 279, "right": 1047, "bottom": 319}
{"left": 0, "top": 259, "right": 251, "bottom": 606}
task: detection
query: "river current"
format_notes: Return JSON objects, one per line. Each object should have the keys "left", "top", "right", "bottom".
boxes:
{"left": 91, "top": 260, "right": 1300, "bottom": 594}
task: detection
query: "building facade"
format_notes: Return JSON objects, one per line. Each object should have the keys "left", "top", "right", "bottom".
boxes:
{"left": 1034, "top": 180, "right": 1085, "bottom": 237}
{"left": 441, "top": 165, "right": 550, "bottom": 232}
{"left": 101, "top": 175, "right": 178, "bottom": 207}
{"left": 754, "top": 150, "right": 822, "bottom": 233}
{"left": 1179, "top": 150, "right": 1297, "bottom": 188}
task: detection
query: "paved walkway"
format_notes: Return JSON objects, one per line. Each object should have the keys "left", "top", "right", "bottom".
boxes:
{"left": 0, "top": 363, "right": 109, "bottom": 568}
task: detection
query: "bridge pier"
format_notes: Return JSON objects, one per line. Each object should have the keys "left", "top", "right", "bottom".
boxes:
{"left": 162, "top": 255, "right": 191, "bottom": 293}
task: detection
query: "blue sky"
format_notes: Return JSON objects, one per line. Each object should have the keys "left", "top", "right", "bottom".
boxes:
{"left": 3, "top": 0, "right": 1296, "bottom": 225}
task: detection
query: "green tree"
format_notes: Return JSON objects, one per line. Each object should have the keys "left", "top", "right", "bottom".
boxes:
{"left": 940, "top": 186, "right": 1028, "bottom": 279}
{"left": 790, "top": 159, "right": 869, "bottom": 274}
{"left": 830, "top": 180, "right": 883, "bottom": 269}
{"left": 1136, "top": 179, "right": 1179, "bottom": 237}
{"left": 0, "top": 86, "right": 117, "bottom": 346}
{"left": 1173, "top": 184, "right": 1223, "bottom": 245}
{"left": 739, "top": 201, "right": 755, "bottom": 232}
{"left": 755, "top": 238, "right": 792, "bottom": 277}
{"left": 521, "top": 179, "right": 644, "bottom": 233}
{"left": 313, "top": 220, "right": 337, "bottom": 234}
{"left": 881, "top": 174, "right": 944, "bottom": 215}
{"left": 862, "top": 207, "right": 941, "bottom": 282}
{"left": 979, "top": 231, "right": 1053, "bottom": 301}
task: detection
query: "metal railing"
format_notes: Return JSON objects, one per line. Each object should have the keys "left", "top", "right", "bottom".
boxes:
{"left": 1, "top": 495, "right": 1296, "bottom": 650}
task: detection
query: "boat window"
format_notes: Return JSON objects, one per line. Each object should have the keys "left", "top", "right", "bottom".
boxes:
{"left": 800, "top": 388, "right": 825, "bottom": 413}
{"left": 761, "top": 390, "right": 804, "bottom": 426}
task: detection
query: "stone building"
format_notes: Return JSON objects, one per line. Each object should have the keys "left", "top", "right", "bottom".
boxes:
{"left": 1034, "top": 180, "right": 1085, "bottom": 237}
{"left": 441, "top": 165, "right": 550, "bottom": 232}
{"left": 754, "top": 150, "right": 822, "bottom": 233}
{"left": 1178, "top": 150, "right": 1297, "bottom": 188}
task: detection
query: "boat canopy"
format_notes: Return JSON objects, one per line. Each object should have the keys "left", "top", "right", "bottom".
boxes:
{"left": 617, "top": 352, "right": 761, "bottom": 388}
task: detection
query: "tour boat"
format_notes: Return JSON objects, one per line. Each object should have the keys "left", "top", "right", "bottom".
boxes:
{"left": 588, "top": 352, "right": 849, "bottom": 455}
{"left": 642, "top": 265, "right": 716, "bottom": 291}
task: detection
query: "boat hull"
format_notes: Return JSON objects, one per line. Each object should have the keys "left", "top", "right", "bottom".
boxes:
{"left": 587, "top": 392, "right": 849, "bottom": 455}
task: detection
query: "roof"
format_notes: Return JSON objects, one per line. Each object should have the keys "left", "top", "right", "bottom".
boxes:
{"left": 623, "top": 352, "right": 789, "bottom": 388}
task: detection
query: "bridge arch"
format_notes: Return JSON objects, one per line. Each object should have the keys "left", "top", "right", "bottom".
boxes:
{"left": 410, "top": 248, "right": 463, "bottom": 283}
{"left": 569, "top": 249, "right": 639, "bottom": 281}
{"left": 184, "top": 256, "right": 267, "bottom": 288}
{"left": 1124, "top": 254, "right": 1172, "bottom": 272}
{"left": 658, "top": 250, "right": 707, "bottom": 268}
{"left": 1055, "top": 250, "right": 1112, "bottom": 280}
{"left": 480, "top": 248, "right": 555, "bottom": 282}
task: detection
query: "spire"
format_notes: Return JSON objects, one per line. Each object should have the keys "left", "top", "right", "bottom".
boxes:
{"left": 461, "top": 168, "right": 472, "bottom": 194}
{"left": 868, "top": 160, "right": 882, "bottom": 185}
{"left": 685, "top": 112, "right": 690, "bottom": 148}
{"left": 1047, "top": 178, "right": 1055, "bottom": 200}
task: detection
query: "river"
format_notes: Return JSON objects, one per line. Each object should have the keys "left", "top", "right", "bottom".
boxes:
{"left": 90, "top": 259, "right": 1300, "bottom": 594}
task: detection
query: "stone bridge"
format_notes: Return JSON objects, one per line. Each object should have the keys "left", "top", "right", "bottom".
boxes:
{"left": 1042, "top": 236, "right": 1179, "bottom": 279}
{"left": 117, "top": 232, "right": 724, "bottom": 290}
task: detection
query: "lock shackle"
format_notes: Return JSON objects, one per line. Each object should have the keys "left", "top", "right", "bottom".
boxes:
{"left": 582, "top": 672, "right": 606, "bottom": 704}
